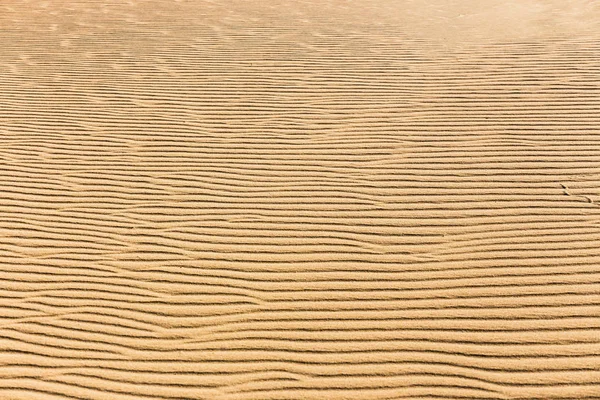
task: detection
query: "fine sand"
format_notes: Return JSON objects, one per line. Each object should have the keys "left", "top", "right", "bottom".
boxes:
{"left": 1, "top": 0, "right": 600, "bottom": 399}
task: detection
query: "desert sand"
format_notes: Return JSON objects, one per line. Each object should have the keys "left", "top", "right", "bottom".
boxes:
{"left": 0, "top": 0, "right": 599, "bottom": 399}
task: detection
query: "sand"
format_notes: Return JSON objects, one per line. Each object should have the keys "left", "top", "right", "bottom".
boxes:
{"left": 0, "top": 0, "right": 599, "bottom": 399}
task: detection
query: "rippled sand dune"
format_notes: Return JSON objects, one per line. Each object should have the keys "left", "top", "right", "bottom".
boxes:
{"left": 1, "top": 0, "right": 600, "bottom": 399}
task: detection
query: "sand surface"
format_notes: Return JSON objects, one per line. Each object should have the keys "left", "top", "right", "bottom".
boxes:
{"left": 1, "top": 0, "right": 600, "bottom": 399}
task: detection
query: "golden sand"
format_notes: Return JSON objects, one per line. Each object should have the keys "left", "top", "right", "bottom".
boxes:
{"left": 0, "top": 0, "right": 599, "bottom": 398}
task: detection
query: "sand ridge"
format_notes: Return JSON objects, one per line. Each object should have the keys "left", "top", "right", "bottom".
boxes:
{"left": 0, "top": 0, "right": 600, "bottom": 399}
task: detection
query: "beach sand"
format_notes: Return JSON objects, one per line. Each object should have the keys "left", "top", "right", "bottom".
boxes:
{"left": 0, "top": 0, "right": 599, "bottom": 398}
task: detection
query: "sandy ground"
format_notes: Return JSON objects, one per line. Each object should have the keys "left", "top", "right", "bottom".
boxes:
{"left": 1, "top": 0, "right": 600, "bottom": 399}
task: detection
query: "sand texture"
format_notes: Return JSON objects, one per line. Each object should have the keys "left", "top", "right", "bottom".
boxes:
{"left": 1, "top": 0, "right": 600, "bottom": 399}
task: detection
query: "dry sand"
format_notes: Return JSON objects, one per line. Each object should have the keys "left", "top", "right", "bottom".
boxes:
{"left": 1, "top": 0, "right": 600, "bottom": 399}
